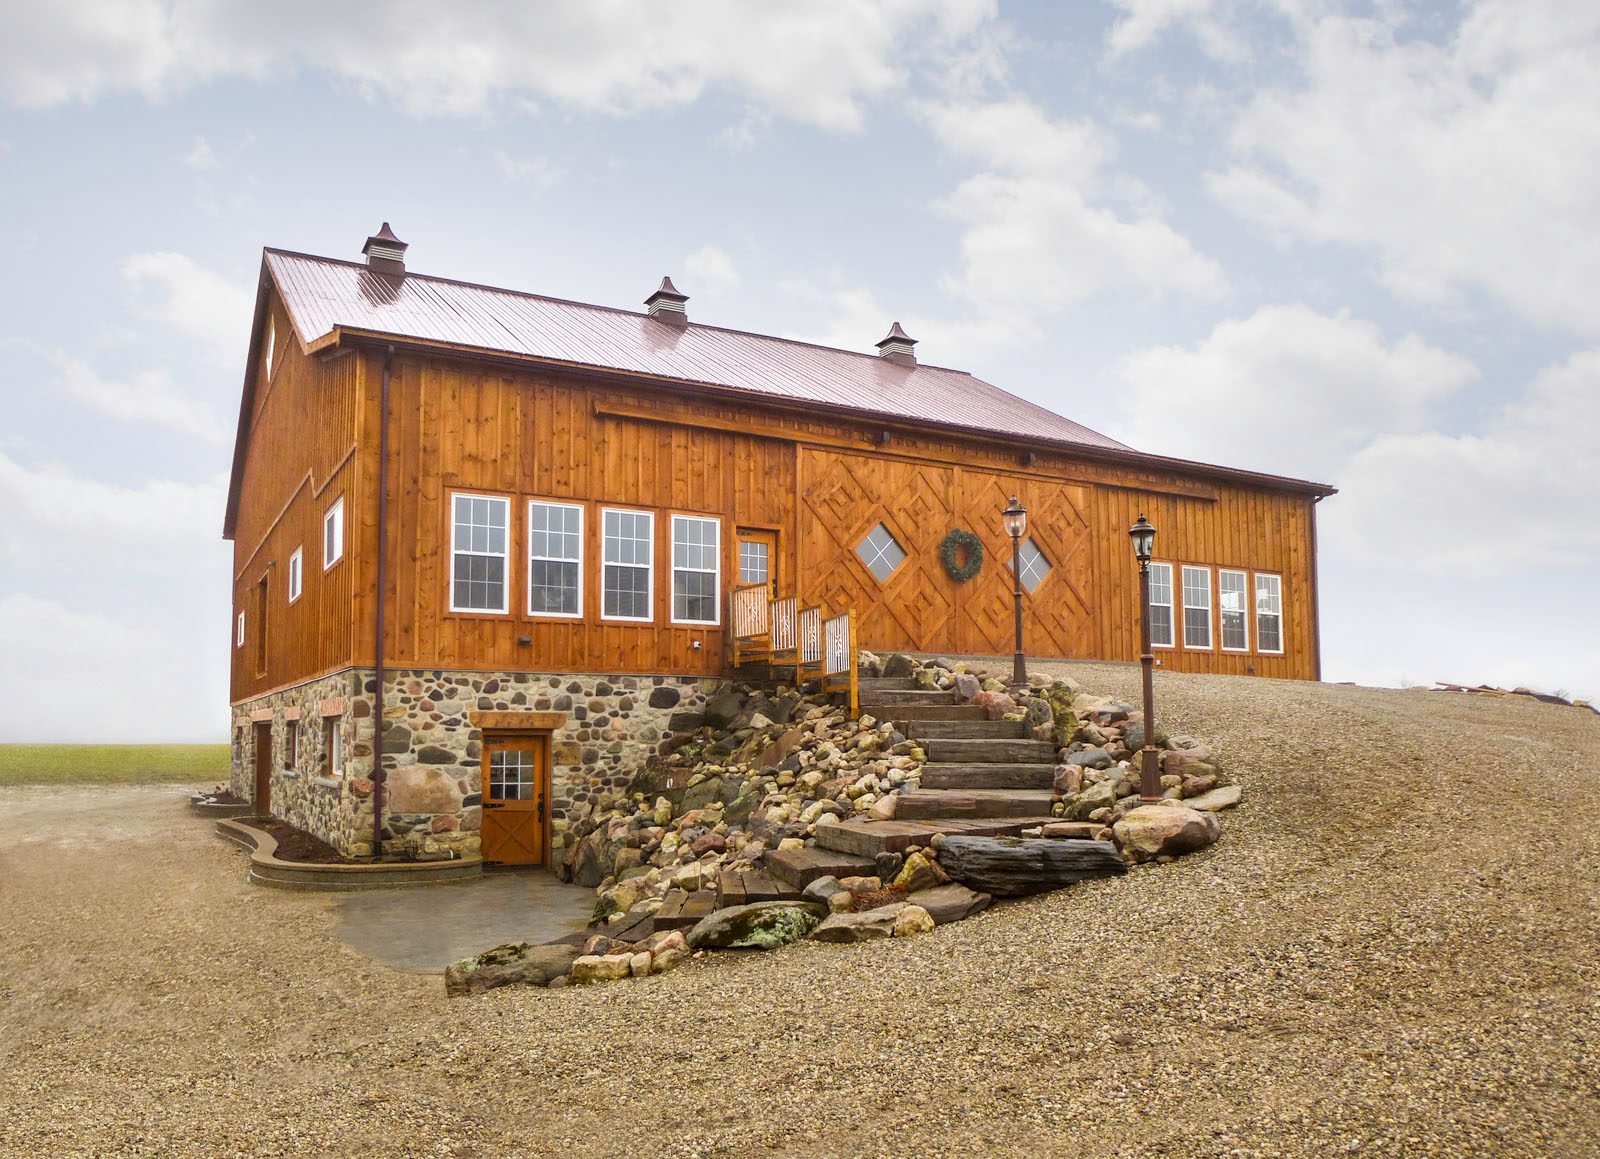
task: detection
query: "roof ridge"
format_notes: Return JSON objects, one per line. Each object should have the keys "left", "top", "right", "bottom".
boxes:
{"left": 262, "top": 247, "right": 979, "bottom": 378}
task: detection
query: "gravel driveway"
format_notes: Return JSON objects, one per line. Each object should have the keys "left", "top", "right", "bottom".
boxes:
{"left": 4, "top": 667, "right": 1597, "bottom": 1157}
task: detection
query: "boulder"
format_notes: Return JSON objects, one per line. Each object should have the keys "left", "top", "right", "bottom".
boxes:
{"left": 893, "top": 904, "right": 936, "bottom": 938}
{"left": 1053, "top": 763, "right": 1084, "bottom": 796}
{"left": 1183, "top": 785, "right": 1242, "bottom": 812}
{"left": 934, "top": 835, "right": 1126, "bottom": 896}
{"left": 679, "top": 774, "right": 727, "bottom": 813}
{"left": 904, "top": 883, "right": 991, "bottom": 924}
{"left": 686, "top": 901, "right": 825, "bottom": 950}
{"left": 882, "top": 653, "right": 915, "bottom": 678}
{"left": 1040, "top": 821, "right": 1112, "bottom": 841}
{"left": 1113, "top": 804, "right": 1222, "bottom": 862}
{"left": 385, "top": 765, "right": 465, "bottom": 814}
{"left": 443, "top": 942, "right": 580, "bottom": 997}
{"left": 802, "top": 875, "right": 843, "bottom": 903}
{"left": 892, "top": 851, "right": 945, "bottom": 893}
{"left": 810, "top": 904, "right": 904, "bottom": 943}
{"left": 953, "top": 673, "right": 981, "bottom": 704}
{"left": 868, "top": 792, "right": 899, "bottom": 821}
{"left": 1161, "top": 750, "right": 1218, "bottom": 778}
{"left": 647, "top": 686, "right": 682, "bottom": 709}
{"left": 703, "top": 691, "right": 745, "bottom": 730}
{"left": 570, "top": 954, "right": 634, "bottom": 984}
{"left": 971, "top": 690, "right": 1018, "bottom": 721}
{"left": 1024, "top": 698, "right": 1053, "bottom": 731}
{"left": 1065, "top": 746, "right": 1113, "bottom": 770}
{"left": 652, "top": 946, "right": 688, "bottom": 974}
{"left": 1067, "top": 779, "right": 1119, "bottom": 820}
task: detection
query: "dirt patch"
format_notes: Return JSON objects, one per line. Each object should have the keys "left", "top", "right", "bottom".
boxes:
{"left": 250, "top": 816, "right": 350, "bottom": 864}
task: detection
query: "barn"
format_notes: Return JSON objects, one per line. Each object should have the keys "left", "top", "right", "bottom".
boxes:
{"left": 224, "top": 224, "right": 1335, "bottom": 864}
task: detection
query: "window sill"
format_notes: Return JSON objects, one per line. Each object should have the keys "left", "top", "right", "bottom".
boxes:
{"left": 281, "top": 770, "right": 299, "bottom": 782}
{"left": 314, "top": 776, "right": 342, "bottom": 791}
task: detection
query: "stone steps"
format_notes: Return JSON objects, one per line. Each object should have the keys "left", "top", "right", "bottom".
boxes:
{"left": 895, "top": 788, "right": 1056, "bottom": 820}
{"left": 905, "top": 718, "right": 1029, "bottom": 739}
{"left": 859, "top": 688, "right": 961, "bottom": 706}
{"left": 765, "top": 845, "right": 877, "bottom": 890}
{"left": 864, "top": 703, "right": 988, "bottom": 722}
{"left": 923, "top": 738, "right": 1057, "bottom": 763}
{"left": 858, "top": 676, "right": 919, "bottom": 691}
{"left": 920, "top": 763, "right": 1055, "bottom": 790}
{"left": 653, "top": 887, "right": 718, "bottom": 930}
{"left": 815, "top": 815, "right": 1056, "bottom": 857}
{"left": 716, "top": 867, "right": 802, "bottom": 908}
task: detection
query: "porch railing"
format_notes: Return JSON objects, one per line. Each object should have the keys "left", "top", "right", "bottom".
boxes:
{"left": 729, "top": 583, "right": 858, "bottom": 716}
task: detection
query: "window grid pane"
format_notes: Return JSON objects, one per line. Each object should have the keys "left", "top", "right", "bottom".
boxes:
{"left": 529, "top": 502, "right": 581, "bottom": 616}
{"left": 603, "top": 510, "right": 652, "bottom": 619}
{"left": 489, "top": 749, "right": 536, "bottom": 801}
{"left": 739, "top": 541, "right": 769, "bottom": 585}
{"left": 855, "top": 524, "right": 906, "bottom": 582}
{"left": 1148, "top": 563, "right": 1173, "bottom": 648}
{"left": 1257, "top": 574, "right": 1283, "bottom": 653}
{"left": 1219, "top": 570, "right": 1249, "bottom": 651}
{"left": 451, "top": 494, "right": 509, "bottom": 612}
{"left": 1182, "top": 565, "right": 1212, "bottom": 649}
{"left": 672, "top": 516, "right": 719, "bottom": 623}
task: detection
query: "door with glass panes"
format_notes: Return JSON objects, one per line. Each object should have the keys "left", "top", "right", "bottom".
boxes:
{"left": 480, "top": 734, "right": 550, "bottom": 866}
{"left": 736, "top": 528, "right": 779, "bottom": 596}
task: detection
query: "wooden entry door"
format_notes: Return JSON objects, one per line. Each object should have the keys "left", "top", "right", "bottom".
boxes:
{"left": 481, "top": 735, "right": 549, "bottom": 866}
{"left": 737, "top": 528, "right": 779, "bottom": 595}
{"left": 253, "top": 722, "right": 272, "bottom": 814}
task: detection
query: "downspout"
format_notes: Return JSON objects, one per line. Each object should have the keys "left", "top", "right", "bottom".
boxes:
{"left": 1309, "top": 495, "right": 1324, "bottom": 683}
{"left": 372, "top": 345, "right": 394, "bottom": 860}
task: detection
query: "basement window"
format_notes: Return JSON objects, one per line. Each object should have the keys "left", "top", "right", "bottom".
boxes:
{"left": 1182, "top": 565, "right": 1212, "bottom": 649}
{"left": 1012, "top": 538, "right": 1051, "bottom": 593}
{"left": 1256, "top": 573, "right": 1284, "bottom": 654}
{"left": 671, "top": 514, "right": 720, "bottom": 625}
{"left": 1148, "top": 562, "right": 1174, "bottom": 648}
{"left": 601, "top": 508, "right": 654, "bottom": 621}
{"left": 324, "top": 716, "right": 344, "bottom": 778}
{"left": 528, "top": 500, "right": 583, "bottom": 618}
{"left": 451, "top": 493, "right": 510, "bottom": 613}
{"left": 1219, "top": 569, "right": 1249, "bottom": 652}
{"left": 856, "top": 523, "right": 906, "bottom": 583}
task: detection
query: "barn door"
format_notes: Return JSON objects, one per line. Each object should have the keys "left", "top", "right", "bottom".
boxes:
{"left": 480, "top": 734, "right": 549, "bottom": 867}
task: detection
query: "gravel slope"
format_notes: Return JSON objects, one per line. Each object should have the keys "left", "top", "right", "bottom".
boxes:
{"left": 4, "top": 668, "right": 1597, "bottom": 1158}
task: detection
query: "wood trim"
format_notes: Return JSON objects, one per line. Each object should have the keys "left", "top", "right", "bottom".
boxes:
{"left": 470, "top": 710, "right": 567, "bottom": 730}
{"left": 232, "top": 443, "right": 359, "bottom": 580}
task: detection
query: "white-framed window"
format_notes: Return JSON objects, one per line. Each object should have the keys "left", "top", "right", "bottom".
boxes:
{"left": 1219, "top": 568, "right": 1249, "bottom": 652}
{"left": 236, "top": 610, "right": 246, "bottom": 648}
{"left": 739, "top": 539, "right": 770, "bottom": 586}
{"left": 855, "top": 523, "right": 906, "bottom": 583}
{"left": 1147, "top": 562, "right": 1174, "bottom": 649}
{"left": 263, "top": 314, "right": 276, "bottom": 381}
{"left": 528, "top": 500, "right": 583, "bottom": 618}
{"left": 287, "top": 546, "right": 303, "bottom": 604}
{"left": 602, "top": 508, "right": 654, "bottom": 621}
{"left": 450, "top": 492, "right": 510, "bottom": 613}
{"left": 325, "top": 716, "right": 344, "bottom": 778}
{"left": 1182, "top": 564, "right": 1212, "bottom": 649}
{"left": 1256, "top": 573, "right": 1284, "bottom": 654}
{"left": 671, "top": 514, "right": 720, "bottom": 625}
{"left": 1012, "top": 538, "right": 1052, "bottom": 593}
{"left": 323, "top": 497, "right": 345, "bottom": 570}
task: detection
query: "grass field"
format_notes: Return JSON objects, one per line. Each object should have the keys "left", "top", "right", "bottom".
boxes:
{"left": 0, "top": 744, "right": 231, "bottom": 787}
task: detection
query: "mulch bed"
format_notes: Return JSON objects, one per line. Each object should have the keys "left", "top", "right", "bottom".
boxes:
{"left": 250, "top": 818, "right": 351, "bottom": 864}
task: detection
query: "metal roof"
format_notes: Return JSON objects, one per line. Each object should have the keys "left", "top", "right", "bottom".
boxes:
{"left": 265, "top": 249, "right": 1131, "bottom": 453}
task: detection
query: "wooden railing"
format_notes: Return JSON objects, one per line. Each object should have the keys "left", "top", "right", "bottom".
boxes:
{"left": 729, "top": 583, "right": 858, "bottom": 716}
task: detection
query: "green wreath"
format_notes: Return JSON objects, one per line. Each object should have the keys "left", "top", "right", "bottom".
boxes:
{"left": 939, "top": 528, "right": 985, "bottom": 582}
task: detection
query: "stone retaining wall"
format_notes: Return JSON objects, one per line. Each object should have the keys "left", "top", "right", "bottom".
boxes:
{"left": 231, "top": 667, "right": 720, "bottom": 860}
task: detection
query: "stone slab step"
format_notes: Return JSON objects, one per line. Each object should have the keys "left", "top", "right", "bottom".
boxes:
{"left": 859, "top": 689, "right": 958, "bottom": 706}
{"left": 716, "top": 868, "right": 802, "bottom": 908}
{"left": 653, "top": 888, "right": 719, "bottom": 930}
{"left": 864, "top": 703, "right": 988, "bottom": 722}
{"left": 815, "top": 816, "right": 1057, "bottom": 857}
{"left": 923, "top": 738, "right": 1057, "bottom": 763}
{"left": 895, "top": 788, "right": 1057, "bottom": 820}
{"left": 858, "top": 677, "right": 919, "bottom": 691}
{"left": 765, "top": 845, "right": 878, "bottom": 890}
{"left": 920, "top": 763, "right": 1056, "bottom": 790}
{"left": 906, "top": 718, "right": 1029, "bottom": 740}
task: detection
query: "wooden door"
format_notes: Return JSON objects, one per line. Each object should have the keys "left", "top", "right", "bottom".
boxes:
{"left": 253, "top": 722, "right": 272, "bottom": 814}
{"left": 480, "top": 735, "right": 549, "bottom": 866}
{"left": 737, "top": 528, "right": 779, "bottom": 595}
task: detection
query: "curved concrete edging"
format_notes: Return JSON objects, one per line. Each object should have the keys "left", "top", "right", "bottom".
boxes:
{"left": 215, "top": 818, "right": 484, "bottom": 891}
{"left": 189, "top": 794, "right": 254, "bottom": 819}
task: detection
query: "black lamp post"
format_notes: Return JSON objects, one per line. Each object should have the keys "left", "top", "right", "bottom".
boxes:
{"left": 1002, "top": 496, "right": 1028, "bottom": 687}
{"left": 1128, "top": 513, "right": 1162, "bottom": 802}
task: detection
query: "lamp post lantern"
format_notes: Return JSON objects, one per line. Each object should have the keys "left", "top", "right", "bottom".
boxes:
{"left": 1002, "top": 496, "right": 1028, "bottom": 688}
{"left": 1129, "top": 513, "right": 1163, "bottom": 803}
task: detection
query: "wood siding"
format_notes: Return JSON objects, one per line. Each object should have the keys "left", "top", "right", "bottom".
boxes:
{"left": 231, "top": 329, "right": 1325, "bottom": 702}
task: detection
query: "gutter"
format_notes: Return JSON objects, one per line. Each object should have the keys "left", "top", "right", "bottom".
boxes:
{"left": 372, "top": 345, "right": 394, "bottom": 860}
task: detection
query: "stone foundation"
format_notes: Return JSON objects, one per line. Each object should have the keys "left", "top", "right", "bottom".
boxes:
{"left": 231, "top": 667, "right": 719, "bottom": 860}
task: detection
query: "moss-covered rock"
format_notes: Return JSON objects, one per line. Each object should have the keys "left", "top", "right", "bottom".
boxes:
{"left": 686, "top": 901, "right": 826, "bottom": 950}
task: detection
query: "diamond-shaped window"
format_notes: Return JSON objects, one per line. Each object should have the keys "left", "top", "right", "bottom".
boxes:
{"left": 1012, "top": 538, "right": 1051, "bottom": 593}
{"left": 855, "top": 523, "right": 907, "bottom": 582}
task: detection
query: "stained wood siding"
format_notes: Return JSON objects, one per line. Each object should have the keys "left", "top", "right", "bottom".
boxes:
{"left": 229, "top": 295, "right": 361, "bottom": 702}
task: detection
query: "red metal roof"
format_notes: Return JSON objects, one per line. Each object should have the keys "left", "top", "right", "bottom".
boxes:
{"left": 265, "top": 249, "right": 1131, "bottom": 453}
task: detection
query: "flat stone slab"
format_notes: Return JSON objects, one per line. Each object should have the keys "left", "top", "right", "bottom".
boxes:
{"left": 934, "top": 835, "right": 1126, "bottom": 896}
{"left": 1184, "top": 785, "right": 1242, "bottom": 811}
{"left": 904, "top": 883, "right": 991, "bottom": 924}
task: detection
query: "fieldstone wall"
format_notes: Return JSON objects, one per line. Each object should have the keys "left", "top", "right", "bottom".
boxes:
{"left": 231, "top": 667, "right": 720, "bottom": 861}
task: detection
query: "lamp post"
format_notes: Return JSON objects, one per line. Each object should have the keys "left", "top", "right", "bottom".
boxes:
{"left": 1129, "top": 513, "right": 1162, "bottom": 803}
{"left": 1002, "top": 496, "right": 1028, "bottom": 688}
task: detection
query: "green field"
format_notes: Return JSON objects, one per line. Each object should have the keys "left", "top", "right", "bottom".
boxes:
{"left": 0, "top": 745, "right": 231, "bottom": 787}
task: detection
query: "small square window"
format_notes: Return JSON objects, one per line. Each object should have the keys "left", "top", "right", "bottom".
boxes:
{"left": 855, "top": 523, "right": 906, "bottom": 583}
{"left": 1011, "top": 538, "right": 1051, "bottom": 593}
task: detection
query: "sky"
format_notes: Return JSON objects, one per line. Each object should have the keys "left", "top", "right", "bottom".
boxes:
{"left": 1, "top": 0, "right": 1596, "bottom": 741}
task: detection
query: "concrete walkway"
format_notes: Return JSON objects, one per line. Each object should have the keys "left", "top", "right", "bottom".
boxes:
{"left": 334, "top": 868, "right": 594, "bottom": 972}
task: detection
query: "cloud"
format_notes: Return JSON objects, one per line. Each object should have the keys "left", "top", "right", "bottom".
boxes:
{"left": 683, "top": 245, "right": 739, "bottom": 292}
{"left": 121, "top": 250, "right": 253, "bottom": 363}
{"left": 8, "top": 342, "right": 230, "bottom": 443}
{"left": 1208, "top": 2, "right": 1600, "bottom": 334}
{"left": 1106, "top": 0, "right": 1247, "bottom": 61}
{"left": 0, "top": 0, "right": 999, "bottom": 132}
{"left": 492, "top": 150, "right": 560, "bottom": 189}
{"left": 1111, "top": 304, "right": 1477, "bottom": 482}
{"left": 183, "top": 135, "right": 219, "bottom": 170}
{"left": 924, "top": 98, "right": 1226, "bottom": 327}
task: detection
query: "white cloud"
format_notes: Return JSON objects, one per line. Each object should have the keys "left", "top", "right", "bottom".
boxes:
{"left": 0, "top": 0, "right": 999, "bottom": 132}
{"left": 1107, "top": 0, "right": 1249, "bottom": 61}
{"left": 492, "top": 150, "right": 560, "bottom": 189}
{"left": 9, "top": 343, "right": 230, "bottom": 443}
{"left": 683, "top": 245, "right": 739, "bottom": 293}
{"left": 1209, "top": 3, "right": 1600, "bottom": 333}
{"left": 1111, "top": 304, "right": 1477, "bottom": 482}
{"left": 183, "top": 135, "right": 219, "bottom": 170}
{"left": 924, "top": 98, "right": 1226, "bottom": 327}
{"left": 121, "top": 250, "right": 252, "bottom": 363}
